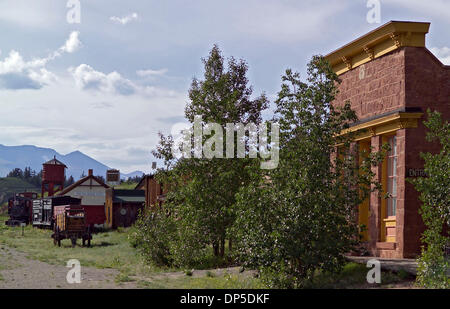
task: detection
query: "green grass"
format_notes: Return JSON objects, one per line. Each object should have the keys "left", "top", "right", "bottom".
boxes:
{"left": 0, "top": 214, "right": 260, "bottom": 288}
{"left": 114, "top": 182, "right": 139, "bottom": 190}
{"left": 115, "top": 273, "right": 136, "bottom": 284}
{"left": 0, "top": 215, "right": 160, "bottom": 277}
{"left": 137, "top": 272, "right": 263, "bottom": 289}
{"left": 0, "top": 215, "right": 414, "bottom": 289}
{"left": 303, "top": 262, "right": 413, "bottom": 289}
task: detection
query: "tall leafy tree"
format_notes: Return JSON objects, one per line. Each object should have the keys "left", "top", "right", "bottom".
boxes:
{"left": 232, "top": 56, "right": 386, "bottom": 288}
{"left": 410, "top": 110, "right": 449, "bottom": 289}
{"left": 149, "top": 45, "right": 268, "bottom": 266}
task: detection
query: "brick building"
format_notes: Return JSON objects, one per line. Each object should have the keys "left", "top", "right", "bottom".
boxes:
{"left": 325, "top": 21, "right": 449, "bottom": 258}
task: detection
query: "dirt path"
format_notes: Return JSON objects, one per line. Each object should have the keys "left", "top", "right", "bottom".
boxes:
{"left": 0, "top": 245, "right": 137, "bottom": 289}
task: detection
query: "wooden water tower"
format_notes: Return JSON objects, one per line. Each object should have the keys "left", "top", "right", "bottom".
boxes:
{"left": 42, "top": 156, "right": 67, "bottom": 197}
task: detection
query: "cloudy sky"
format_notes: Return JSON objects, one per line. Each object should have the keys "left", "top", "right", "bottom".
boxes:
{"left": 0, "top": 0, "right": 449, "bottom": 174}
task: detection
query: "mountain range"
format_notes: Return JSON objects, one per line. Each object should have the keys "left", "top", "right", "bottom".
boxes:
{"left": 0, "top": 144, "right": 144, "bottom": 180}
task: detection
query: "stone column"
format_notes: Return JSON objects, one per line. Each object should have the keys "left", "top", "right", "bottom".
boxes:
{"left": 369, "top": 135, "right": 382, "bottom": 256}
{"left": 395, "top": 129, "right": 406, "bottom": 258}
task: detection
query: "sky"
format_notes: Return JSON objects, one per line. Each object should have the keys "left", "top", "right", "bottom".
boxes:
{"left": 0, "top": 0, "right": 449, "bottom": 174}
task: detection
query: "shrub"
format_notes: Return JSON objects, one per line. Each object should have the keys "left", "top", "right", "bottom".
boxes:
{"left": 232, "top": 56, "right": 386, "bottom": 288}
{"left": 410, "top": 110, "right": 449, "bottom": 289}
{"left": 130, "top": 209, "right": 177, "bottom": 267}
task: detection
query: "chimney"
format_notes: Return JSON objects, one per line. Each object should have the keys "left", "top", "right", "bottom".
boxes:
{"left": 88, "top": 169, "right": 93, "bottom": 176}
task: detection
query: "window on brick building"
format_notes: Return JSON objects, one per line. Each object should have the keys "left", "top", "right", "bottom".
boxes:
{"left": 387, "top": 136, "right": 397, "bottom": 217}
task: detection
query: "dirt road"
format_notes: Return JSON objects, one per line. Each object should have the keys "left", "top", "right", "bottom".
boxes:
{"left": 0, "top": 245, "right": 137, "bottom": 289}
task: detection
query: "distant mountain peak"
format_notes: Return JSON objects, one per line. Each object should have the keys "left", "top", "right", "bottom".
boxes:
{"left": 0, "top": 144, "right": 146, "bottom": 181}
{"left": 65, "top": 150, "right": 86, "bottom": 157}
{"left": 0, "top": 145, "right": 109, "bottom": 180}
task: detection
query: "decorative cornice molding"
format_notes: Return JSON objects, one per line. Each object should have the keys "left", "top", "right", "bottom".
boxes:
{"left": 325, "top": 21, "right": 430, "bottom": 76}
{"left": 389, "top": 32, "right": 401, "bottom": 48}
{"left": 363, "top": 46, "right": 374, "bottom": 60}
{"left": 338, "top": 112, "right": 423, "bottom": 141}
{"left": 341, "top": 56, "right": 352, "bottom": 70}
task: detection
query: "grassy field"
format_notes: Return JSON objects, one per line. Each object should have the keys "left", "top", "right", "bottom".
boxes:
{"left": 0, "top": 214, "right": 414, "bottom": 289}
{"left": 0, "top": 214, "right": 261, "bottom": 288}
{"left": 114, "top": 182, "right": 139, "bottom": 190}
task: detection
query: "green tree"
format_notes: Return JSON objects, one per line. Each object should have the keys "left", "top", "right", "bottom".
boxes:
{"left": 147, "top": 45, "right": 269, "bottom": 267}
{"left": 7, "top": 168, "right": 24, "bottom": 178}
{"left": 232, "top": 56, "right": 386, "bottom": 288}
{"left": 410, "top": 110, "right": 449, "bottom": 289}
{"left": 65, "top": 175, "right": 75, "bottom": 187}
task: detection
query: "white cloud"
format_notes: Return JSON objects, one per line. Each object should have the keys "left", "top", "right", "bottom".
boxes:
{"left": 110, "top": 12, "right": 139, "bottom": 25}
{"left": 0, "top": 50, "right": 50, "bottom": 89}
{"left": 0, "top": 50, "right": 26, "bottom": 74}
{"left": 70, "top": 64, "right": 177, "bottom": 97}
{"left": 0, "top": 31, "right": 82, "bottom": 90}
{"left": 430, "top": 47, "right": 450, "bottom": 65}
{"left": 69, "top": 64, "right": 137, "bottom": 96}
{"left": 60, "top": 31, "right": 82, "bottom": 54}
{"left": 0, "top": 77, "right": 186, "bottom": 173}
{"left": 136, "top": 68, "right": 168, "bottom": 77}
{"left": 28, "top": 68, "right": 58, "bottom": 85}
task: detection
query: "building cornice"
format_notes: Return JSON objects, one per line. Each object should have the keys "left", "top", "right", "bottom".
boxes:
{"left": 325, "top": 21, "right": 430, "bottom": 75}
{"left": 339, "top": 112, "right": 423, "bottom": 141}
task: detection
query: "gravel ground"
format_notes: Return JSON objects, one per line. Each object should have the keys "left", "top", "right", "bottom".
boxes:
{"left": 0, "top": 245, "right": 137, "bottom": 289}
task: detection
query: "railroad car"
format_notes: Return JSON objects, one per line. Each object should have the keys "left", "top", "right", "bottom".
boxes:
{"left": 5, "top": 192, "right": 38, "bottom": 226}
{"left": 32, "top": 196, "right": 81, "bottom": 228}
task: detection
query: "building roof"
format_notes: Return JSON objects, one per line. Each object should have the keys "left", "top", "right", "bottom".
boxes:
{"left": 43, "top": 156, "right": 67, "bottom": 167}
{"left": 57, "top": 173, "right": 109, "bottom": 196}
{"left": 135, "top": 174, "right": 155, "bottom": 190}
{"left": 325, "top": 21, "right": 431, "bottom": 75}
{"left": 113, "top": 189, "right": 145, "bottom": 203}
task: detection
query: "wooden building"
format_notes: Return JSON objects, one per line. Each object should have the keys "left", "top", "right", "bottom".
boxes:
{"left": 56, "top": 169, "right": 109, "bottom": 227}
{"left": 105, "top": 189, "right": 145, "bottom": 229}
{"left": 135, "top": 175, "right": 165, "bottom": 209}
{"left": 325, "top": 21, "right": 450, "bottom": 258}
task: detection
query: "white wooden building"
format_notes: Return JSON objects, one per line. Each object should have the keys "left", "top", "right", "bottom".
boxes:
{"left": 57, "top": 169, "right": 109, "bottom": 205}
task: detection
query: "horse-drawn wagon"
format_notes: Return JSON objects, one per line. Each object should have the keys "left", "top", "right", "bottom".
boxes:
{"left": 51, "top": 205, "right": 92, "bottom": 247}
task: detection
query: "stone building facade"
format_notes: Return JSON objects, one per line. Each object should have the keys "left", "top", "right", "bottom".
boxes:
{"left": 325, "top": 21, "right": 450, "bottom": 258}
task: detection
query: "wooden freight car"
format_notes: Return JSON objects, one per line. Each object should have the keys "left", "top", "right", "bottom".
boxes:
{"left": 52, "top": 205, "right": 92, "bottom": 247}
{"left": 32, "top": 196, "right": 81, "bottom": 228}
